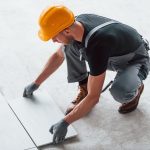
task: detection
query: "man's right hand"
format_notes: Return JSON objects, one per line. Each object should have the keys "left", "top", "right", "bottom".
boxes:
{"left": 23, "top": 82, "right": 39, "bottom": 97}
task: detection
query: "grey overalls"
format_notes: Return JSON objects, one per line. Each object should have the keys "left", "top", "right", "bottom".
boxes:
{"left": 63, "top": 21, "right": 150, "bottom": 103}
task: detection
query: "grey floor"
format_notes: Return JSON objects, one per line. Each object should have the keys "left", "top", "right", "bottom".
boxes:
{"left": 0, "top": 0, "right": 150, "bottom": 150}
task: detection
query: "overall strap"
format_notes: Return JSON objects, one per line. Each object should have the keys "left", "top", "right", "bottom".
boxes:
{"left": 83, "top": 20, "right": 119, "bottom": 92}
{"left": 85, "top": 20, "right": 119, "bottom": 48}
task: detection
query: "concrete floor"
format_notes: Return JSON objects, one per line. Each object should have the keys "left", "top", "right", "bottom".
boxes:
{"left": 0, "top": 0, "right": 150, "bottom": 149}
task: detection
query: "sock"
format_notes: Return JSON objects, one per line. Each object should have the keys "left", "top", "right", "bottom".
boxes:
{"left": 79, "top": 76, "right": 88, "bottom": 86}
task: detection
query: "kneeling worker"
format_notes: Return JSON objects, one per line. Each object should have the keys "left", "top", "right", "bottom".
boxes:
{"left": 23, "top": 5, "right": 150, "bottom": 144}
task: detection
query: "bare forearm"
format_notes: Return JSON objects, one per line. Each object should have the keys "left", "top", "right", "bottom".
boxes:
{"left": 34, "top": 52, "right": 64, "bottom": 85}
{"left": 64, "top": 73, "right": 106, "bottom": 124}
{"left": 64, "top": 95, "right": 99, "bottom": 124}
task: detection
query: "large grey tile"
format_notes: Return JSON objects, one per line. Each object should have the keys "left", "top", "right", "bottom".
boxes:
{"left": 9, "top": 90, "right": 77, "bottom": 147}
{"left": 0, "top": 95, "right": 36, "bottom": 150}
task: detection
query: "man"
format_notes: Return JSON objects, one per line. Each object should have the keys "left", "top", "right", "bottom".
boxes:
{"left": 23, "top": 5, "right": 150, "bottom": 144}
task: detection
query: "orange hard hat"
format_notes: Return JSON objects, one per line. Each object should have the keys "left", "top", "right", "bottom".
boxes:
{"left": 38, "top": 5, "right": 75, "bottom": 41}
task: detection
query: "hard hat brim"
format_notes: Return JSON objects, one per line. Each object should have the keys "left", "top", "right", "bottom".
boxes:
{"left": 38, "top": 29, "right": 50, "bottom": 41}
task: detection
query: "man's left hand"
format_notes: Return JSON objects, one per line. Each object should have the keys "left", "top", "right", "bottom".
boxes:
{"left": 49, "top": 119, "right": 69, "bottom": 144}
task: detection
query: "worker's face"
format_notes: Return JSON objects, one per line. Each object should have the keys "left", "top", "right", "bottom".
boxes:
{"left": 52, "top": 28, "right": 74, "bottom": 45}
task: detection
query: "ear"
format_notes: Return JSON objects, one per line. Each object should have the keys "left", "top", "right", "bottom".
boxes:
{"left": 63, "top": 28, "right": 71, "bottom": 35}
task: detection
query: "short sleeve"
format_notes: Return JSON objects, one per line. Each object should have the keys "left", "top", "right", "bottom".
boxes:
{"left": 86, "top": 42, "right": 109, "bottom": 76}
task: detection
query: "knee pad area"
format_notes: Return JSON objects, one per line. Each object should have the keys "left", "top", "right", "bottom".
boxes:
{"left": 109, "top": 82, "right": 137, "bottom": 103}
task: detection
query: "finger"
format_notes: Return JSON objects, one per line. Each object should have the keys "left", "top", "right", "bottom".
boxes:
{"left": 55, "top": 137, "right": 59, "bottom": 144}
{"left": 53, "top": 134, "right": 57, "bottom": 144}
{"left": 23, "top": 89, "right": 27, "bottom": 97}
{"left": 61, "top": 137, "right": 65, "bottom": 142}
{"left": 23, "top": 89, "right": 32, "bottom": 98}
{"left": 57, "top": 137, "right": 62, "bottom": 143}
{"left": 58, "top": 137, "right": 65, "bottom": 143}
{"left": 49, "top": 126, "right": 54, "bottom": 134}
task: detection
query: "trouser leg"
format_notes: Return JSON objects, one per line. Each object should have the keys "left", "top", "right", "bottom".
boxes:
{"left": 109, "top": 41, "right": 150, "bottom": 103}
{"left": 109, "top": 63, "right": 148, "bottom": 103}
{"left": 63, "top": 43, "right": 88, "bottom": 83}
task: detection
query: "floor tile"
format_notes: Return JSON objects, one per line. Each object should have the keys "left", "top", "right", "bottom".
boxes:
{"left": 0, "top": 95, "right": 36, "bottom": 150}
{"left": 9, "top": 90, "right": 77, "bottom": 147}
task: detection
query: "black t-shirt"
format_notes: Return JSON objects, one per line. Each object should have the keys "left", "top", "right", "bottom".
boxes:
{"left": 68, "top": 14, "right": 143, "bottom": 76}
